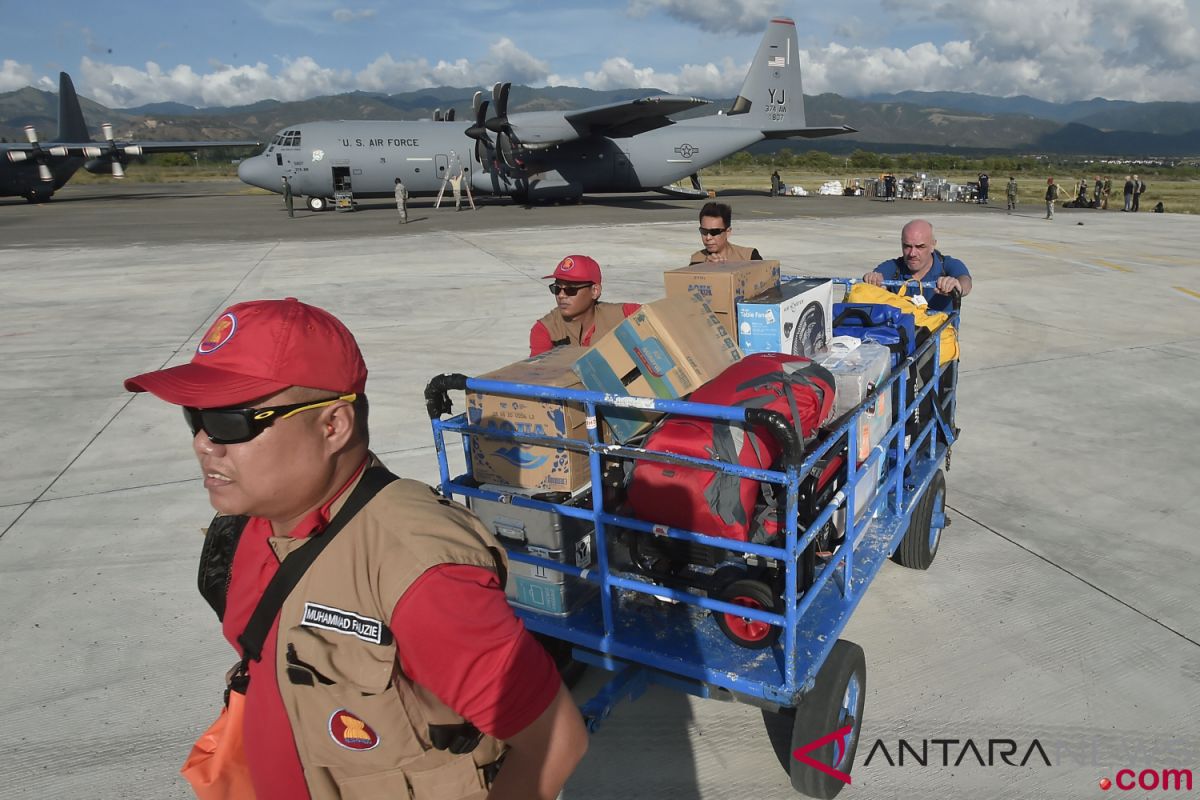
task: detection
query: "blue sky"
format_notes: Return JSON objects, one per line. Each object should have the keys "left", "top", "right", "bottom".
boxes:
{"left": 3, "top": 0, "right": 1199, "bottom": 107}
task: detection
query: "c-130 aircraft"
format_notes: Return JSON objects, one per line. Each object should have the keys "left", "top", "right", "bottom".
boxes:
{"left": 237, "top": 17, "right": 855, "bottom": 209}
{"left": 1, "top": 73, "right": 259, "bottom": 203}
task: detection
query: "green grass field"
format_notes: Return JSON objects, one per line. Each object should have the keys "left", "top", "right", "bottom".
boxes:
{"left": 69, "top": 162, "right": 1200, "bottom": 214}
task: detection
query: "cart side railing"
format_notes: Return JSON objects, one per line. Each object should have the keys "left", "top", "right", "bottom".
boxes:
{"left": 423, "top": 279, "right": 959, "bottom": 707}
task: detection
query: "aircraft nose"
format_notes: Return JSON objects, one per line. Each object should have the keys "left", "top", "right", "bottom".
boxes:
{"left": 237, "top": 156, "right": 277, "bottom": 191}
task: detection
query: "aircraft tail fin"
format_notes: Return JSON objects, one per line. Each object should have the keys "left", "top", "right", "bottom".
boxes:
{"left": 57, "top": 72, "right": 91, "bottom": 142}
{"left": 723, "top": 18, "right": 855, "bottom": 139}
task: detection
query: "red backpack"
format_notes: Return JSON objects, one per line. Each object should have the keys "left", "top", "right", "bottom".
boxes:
{"left": 626, "top": 353, "right": 836, "bottom": 542}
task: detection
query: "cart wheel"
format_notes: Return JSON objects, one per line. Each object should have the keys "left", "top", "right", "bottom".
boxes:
{"left": 892, "top": 469, "right": 946, "bottom": 570}
{"left": 714, "top": 578, "right": 780, "bottom": 649}
{"left": 790, "top": 639, "right": 866, "bottom": 798}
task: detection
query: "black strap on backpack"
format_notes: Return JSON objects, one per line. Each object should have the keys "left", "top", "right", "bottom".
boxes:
{"left": 237, "top": 466, "right": 398, "bottom": 664}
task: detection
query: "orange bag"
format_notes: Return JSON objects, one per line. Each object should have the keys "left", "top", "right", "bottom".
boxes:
{"left": 181, "top": 687, "right": 256, "bottom": 800}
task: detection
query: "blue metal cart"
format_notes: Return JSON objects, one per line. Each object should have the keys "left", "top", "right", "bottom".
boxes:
{"left": 423, "top": 278, "right": 961, "bottom": 798}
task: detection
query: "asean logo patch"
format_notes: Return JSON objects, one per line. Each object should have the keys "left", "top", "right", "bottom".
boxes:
{"left": 197, "top": 313, "right": 237, "bottom": 355}
{"left": 328, "top": 708, "right": 380, "bottom": 751}
{"left": 558, "top": 257, "right": 575, "bottom": 272}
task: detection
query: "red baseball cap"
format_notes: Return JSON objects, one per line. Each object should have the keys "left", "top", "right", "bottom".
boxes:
{"left": 543, "top": 255, "right": 602, "bottom": 283}
{"left": 124, "top": 298, "right": 367, "bottom": 408}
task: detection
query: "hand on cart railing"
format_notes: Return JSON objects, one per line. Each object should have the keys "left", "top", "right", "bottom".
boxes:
{"left": 424, "top": 373, "right": 468, "bottom": 419}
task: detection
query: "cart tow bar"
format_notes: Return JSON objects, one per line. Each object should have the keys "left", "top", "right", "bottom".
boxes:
{"left": 580, "top": 663, "right": 649, "bottom": 734}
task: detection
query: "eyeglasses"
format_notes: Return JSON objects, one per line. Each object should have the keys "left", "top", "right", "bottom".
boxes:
{"left": 184, "top": 393, "right": 357, "bottom": 444}
{"left": 549, "top": 282, "right": 593, "bottom": 296}
{"left": 698, "top": 226, "right": 728, "bottom": 237}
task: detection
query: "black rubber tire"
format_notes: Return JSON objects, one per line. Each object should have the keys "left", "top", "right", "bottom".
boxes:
{"left": 714, "top": 578, "right": 781, "bottom": 650}
{"left": 306, "top": 195, "right": 328, "bottom": 211}
{"left": 790, "top": 639, "right": 867, "bottom": 798}
{"left": 892, "top": 469, "right": 946, "bottom": 570}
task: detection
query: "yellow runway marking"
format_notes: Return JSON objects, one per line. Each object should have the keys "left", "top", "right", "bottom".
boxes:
{"left": 1093, "top": 259, "right": 1134, "bottom": 273}
{"left": 1173, "top": 286, "right": 1200, "bottom": 302}
{"left": 1015, "top": 240, "right": 1066, "bottom": 253}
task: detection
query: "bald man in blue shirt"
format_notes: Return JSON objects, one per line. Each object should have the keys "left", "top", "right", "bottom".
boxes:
{"left": 862, "top": 219, "right": 972, "bottom": 312}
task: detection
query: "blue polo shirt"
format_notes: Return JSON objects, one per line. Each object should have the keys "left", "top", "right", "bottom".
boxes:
{"left": 871, "top": 251, "right": 970, "bottom": 312}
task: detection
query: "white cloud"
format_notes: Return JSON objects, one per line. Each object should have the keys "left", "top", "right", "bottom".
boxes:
{"left": 0, "top": 59, "right": 53, "bottom": 93}
{"left": 356, "top": 37, "right": 550, "bottom": 91}
{"left": 331, "top": 8, "right": 376, "bottom": 23}
{"left": 851, "top": 0, "right": 1200, "bottom": 99}
{"left": 581, "top": 55, "right": 747, "bottom": 95}
{"left": 627, "top": 0, "right": 788, "bottom": 35}
{"left": 77, "top": 56, "right": 355, "bottom": 107}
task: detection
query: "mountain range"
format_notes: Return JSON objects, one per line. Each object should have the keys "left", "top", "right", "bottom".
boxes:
{"left": 2, "top": 82, "right": 1198, "bottom": 158}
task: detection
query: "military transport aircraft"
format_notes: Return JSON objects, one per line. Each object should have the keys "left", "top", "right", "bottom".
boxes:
{"left": 237, "top": 17, "right": 854, "bottom": 209}
{"left": 1, "top": 73, "right": 259, "bottom": 203}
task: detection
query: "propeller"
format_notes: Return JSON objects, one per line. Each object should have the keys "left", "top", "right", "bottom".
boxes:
{"left": 433, "top": 107, "right": 443, "bottom": 122}
{"left": 483, "top": 82, "right": 525, "bottom": 171}
{"left": 464, "top": 96, "right": 494, "bottom": 166}
{"left": 82, "top": 123, "right": 141, "bottom": 178}
{"left": 445, "top": 108, "right": 455, "bottom": 122}
{"left": 6, "top": 125, "right": 64, "bottom": 182}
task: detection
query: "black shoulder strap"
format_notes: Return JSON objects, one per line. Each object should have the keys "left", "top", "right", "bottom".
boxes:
{"left": 237, "top": 466, "right": 398, "bottom": 663}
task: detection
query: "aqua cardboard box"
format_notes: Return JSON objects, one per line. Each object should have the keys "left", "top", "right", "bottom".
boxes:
{"left": 736, "top": 278, "right": 833, "bottom": 357}
{"left": 572, "top": 294, "right": 743, "bottom": 442}
{"left": 663, "top": 260, "right": 780, "bottom": 319}
{"left": 467, "top": 347, "right": 588, "bottom": 491}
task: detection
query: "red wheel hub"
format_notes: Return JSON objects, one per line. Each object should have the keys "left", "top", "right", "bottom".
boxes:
{"left": 724, "top": 595, "right": 771, "bottom": 642}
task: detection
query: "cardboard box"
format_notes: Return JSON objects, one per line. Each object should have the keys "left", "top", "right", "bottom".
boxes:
{"left": 664, "top": 260, "right": 780, "bottom": 319}
{"left": 572, "top": 294, "right": 743, "bottom": 442}
{"left": 736, "top": 279, "right": 834, "bottom": 357}
{"left": 467, "top": 347, "right": 589, "bottom": 492}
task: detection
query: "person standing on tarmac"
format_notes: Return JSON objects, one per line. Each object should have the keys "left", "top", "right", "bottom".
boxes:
{"left": 124, "top": 298, "right": 587, "bottom": 800}
{"left": 530, "top": 255, "right": 639, "bottom": 356}
{"left": 1006, "top": 176, "right": 1018, "bottom": 212}
{"left": 1045, "top": 178, "right": 1059, "bottom": 220}
{"left": 394, "top": 178, "right": 409, "bottom": 224}
{"left": 282, "top": 176, "right": 294, "bottom": 218}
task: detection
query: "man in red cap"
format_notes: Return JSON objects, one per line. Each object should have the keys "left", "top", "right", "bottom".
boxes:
{"left": 126, "top": 298, "right": 586, "bottom": 800}
{"left": 529, "top": 255, "right": 639, "bottom": 357}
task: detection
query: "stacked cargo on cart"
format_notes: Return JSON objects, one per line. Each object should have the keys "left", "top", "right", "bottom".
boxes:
{"left": 424, "top": 271, "right": 963, "bottom": 798}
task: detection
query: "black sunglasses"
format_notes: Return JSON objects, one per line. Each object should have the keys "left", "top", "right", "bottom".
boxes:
{"left": 184, "top": 393, "right": 357, "bottom": 444}
{"left": 698, "top": 226, "right": 728, "bottom": 237}
{"left": 549, "top": 282, "right": 593, "bottom": 296}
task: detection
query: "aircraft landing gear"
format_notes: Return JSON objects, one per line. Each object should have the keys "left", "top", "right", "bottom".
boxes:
{"left": 23, "top": 191, "right": 52, "bottom": 204}
{"left": 306, "top": 196, "right": 329, "bottom": 211}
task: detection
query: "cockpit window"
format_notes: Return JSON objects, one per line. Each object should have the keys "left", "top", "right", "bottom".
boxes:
{"left": 281, "top": 131, "right": 301, "bottom": 147}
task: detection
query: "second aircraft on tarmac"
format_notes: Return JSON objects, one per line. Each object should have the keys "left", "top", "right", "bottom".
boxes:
{"left": 237, "top": 18, "right": 855, "bottom": 209}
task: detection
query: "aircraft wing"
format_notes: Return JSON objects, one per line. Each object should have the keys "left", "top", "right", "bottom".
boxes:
{"left": 563, "top": 95, "right": 711, "bottom": 138}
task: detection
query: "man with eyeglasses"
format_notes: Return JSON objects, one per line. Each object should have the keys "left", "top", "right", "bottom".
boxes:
{"left": 689, "top": 201, "right": 762, "bottom": 264}
{"left": 125, "top": 298, "right": 587, "bottom": 800}
{"left": 529, "top": 255, "right": 639, "bottom": 357}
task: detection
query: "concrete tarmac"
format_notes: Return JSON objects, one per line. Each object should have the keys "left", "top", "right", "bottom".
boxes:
{"left": 1, "top": 184, "right": 1198, "bottom": 799}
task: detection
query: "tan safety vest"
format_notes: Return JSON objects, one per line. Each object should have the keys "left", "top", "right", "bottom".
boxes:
{"left": 537, "top": 301, "right": 629, "bottom": 349}
{"left": 267, "top": 469, "right": 509, "bottom": 800}
{"left": 689, "top": 242, "right": 759, "bottom": 264}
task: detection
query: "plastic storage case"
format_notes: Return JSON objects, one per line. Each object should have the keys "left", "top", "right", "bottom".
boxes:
{"left": 470, "top": 484, "right": 597, "bottom": 616}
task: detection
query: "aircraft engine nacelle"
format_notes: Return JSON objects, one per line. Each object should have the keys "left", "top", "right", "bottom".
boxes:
{"left": 497, "top": 131, "right": 526, "bottom": 172}
{"left": 84, "top": 158, "right": 111, "bottom": 174}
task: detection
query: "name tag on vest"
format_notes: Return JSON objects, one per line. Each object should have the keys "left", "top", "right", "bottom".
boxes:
{"left": 301, "top": 602, "right": 387, "bottom": 645}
